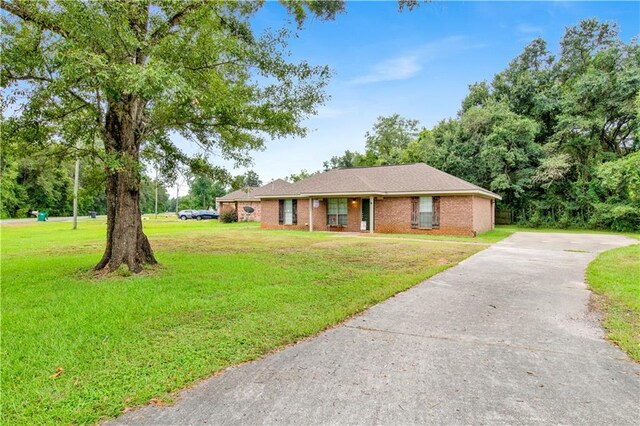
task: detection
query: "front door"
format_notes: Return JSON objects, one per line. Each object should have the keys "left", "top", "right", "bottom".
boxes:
{"left": 361, "top": 198, "right": 370, "bottom": 231}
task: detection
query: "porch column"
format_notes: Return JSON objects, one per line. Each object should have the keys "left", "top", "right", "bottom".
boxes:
{"left": 370, "top": 196, "right": 374, "bottom": 233}
{"left": 309, "top": 197, "right": 313, "bottom": 232}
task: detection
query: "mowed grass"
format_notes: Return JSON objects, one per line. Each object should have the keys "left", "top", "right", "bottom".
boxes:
{"left": 354, "top": 225, "right": 638, "bottom": 245}
{"left": 586, "top": 244, "right": 640, "bottom": 362}
{"left": 1, "top": 219, "right": 485, "bottom": 424}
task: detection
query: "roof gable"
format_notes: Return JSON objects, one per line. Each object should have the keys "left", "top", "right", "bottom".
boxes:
{"left": 217, "top": 179, "right": 292, "bottom": 202}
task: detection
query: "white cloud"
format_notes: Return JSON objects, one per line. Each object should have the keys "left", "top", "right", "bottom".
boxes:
{"left": 349, "top": 55, "right": 422, "bottom": 85}
{"left": 517, "top": 24, "right": 543, "bottom": 34}
{"left": 348, "top": 36, "right": 484, "bottom": 86}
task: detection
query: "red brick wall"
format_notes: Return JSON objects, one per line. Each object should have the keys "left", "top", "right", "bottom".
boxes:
{"left": 237, "top": 201, "right": 261, "bottom": 221}
{"left": 374, "top": 196, "right": 475, "bottom": 236}
{"left": 472, "top": 196, "right": 493, "bottom": 234}
{"left": 260, "top": 199, "right": 310, "bottom": 230}
{"left": 218, "top": 202, "right": 236, "bottom": 215}
{"left": 262, "top": 198, "right": 366, "bottom": 231}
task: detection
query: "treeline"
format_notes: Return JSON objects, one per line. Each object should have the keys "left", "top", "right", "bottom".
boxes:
{"left": 1, "top": 145, "right": 172, "bottom": 218}
{"left": 324, "top": 20, "right": 639, "bottom": 231}
{"left": 1, "top": 138, "right": 265, "bottom": 218}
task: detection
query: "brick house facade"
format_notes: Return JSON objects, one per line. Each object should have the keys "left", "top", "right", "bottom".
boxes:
{"left": 261, "top": 195, "right": 495, "bottom": 236}
{"left": 258, "top": 164, "right": 500, "bottom": 237}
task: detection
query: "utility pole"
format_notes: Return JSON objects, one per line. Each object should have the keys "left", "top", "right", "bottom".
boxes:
{"left": 72, "top": 156, "right": 80, "bottom": 230}
{"left": 154, "top": 166, "right": 159, "bottom": 219}
{"left": 175, "top": 182, "right": 180, "bottom": 213}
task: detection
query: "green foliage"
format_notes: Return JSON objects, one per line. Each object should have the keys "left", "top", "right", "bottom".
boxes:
{"left": 0, "top": 147, "right": 73, "bottom": 217}
{"left": 589, "top": 203, "right": 640, "bottom": 232}
{"left": 220, "top": 210, "right": 238, "bottom": 223}
{"left": 188, "top": 176, "right": 225, "bottom": 210}
{"left": 230, "top": 170, "right": 262, "bottom": 191}
{"left": 139, "top": 176, "right": 170, "bottom": 214}
{"left": 324, "top": 114, "right": 421, "bottom": 169}
{"left": 323, "top": 149, "right": 365, "bottom": 170}
{"left": 2, "top": 0, "right": 342, "bottom": 174}
{"left": 286, "top": 169, "right": 319, "bottom": 182}
{"left": 363, "top": 114, "right": 420, "bottom": 165}
{"left": 0, "top": 152, "right": 24, "bottom": 218}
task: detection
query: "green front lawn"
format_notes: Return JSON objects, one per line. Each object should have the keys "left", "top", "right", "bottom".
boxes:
{"left": 586, "top": 244, "right": 640, "bottom": 362}
{"left": 1, "top": 219, "right": 484, "bottom": 424}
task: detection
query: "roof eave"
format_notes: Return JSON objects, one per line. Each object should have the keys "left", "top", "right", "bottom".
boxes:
{"left": 259, "top": 189, "right": 501, "bottom": 200}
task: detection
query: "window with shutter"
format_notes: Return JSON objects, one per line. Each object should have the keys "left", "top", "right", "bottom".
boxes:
{"left": 292, "top": 199, "right": 297, "bottom": 224}
{"left": 411, "top": 197, "right": 419, "bottom": 228}
{"left": 278, "top": 200, "right": 284, "bottom": 224}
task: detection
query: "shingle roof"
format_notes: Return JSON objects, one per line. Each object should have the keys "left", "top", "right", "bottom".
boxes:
{"left": 217, "top": 179, "right": 291, "bottom": 202}
{"left": 259, "top": 164, "right": 501, "bottom": 199}
{"left": 253, "top": 178, "right": 292, "bottom": 197}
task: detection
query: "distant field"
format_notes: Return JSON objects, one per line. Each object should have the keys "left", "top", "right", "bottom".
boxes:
{"left": 1, "top": 219, "right": 485, "bottom": 424}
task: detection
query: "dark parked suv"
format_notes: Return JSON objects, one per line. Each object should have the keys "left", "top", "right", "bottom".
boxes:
{"left": 194, "top": 210, "right": 219, "bottom": 220}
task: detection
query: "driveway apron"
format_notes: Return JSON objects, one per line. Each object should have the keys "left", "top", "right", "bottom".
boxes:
{"left": 112, "top": 232, "right": 640, "bottom": 425}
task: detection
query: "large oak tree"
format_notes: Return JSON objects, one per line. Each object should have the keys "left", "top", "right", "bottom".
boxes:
{"left": 1, "top": 0, "right": 346, "bottom": 272}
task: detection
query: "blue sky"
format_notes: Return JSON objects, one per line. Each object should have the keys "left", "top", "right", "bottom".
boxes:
{"left": 198, "top": 0, "right": 638, "bottom": 185}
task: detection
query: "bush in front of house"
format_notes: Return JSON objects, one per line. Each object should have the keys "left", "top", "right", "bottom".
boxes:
{"left": 220, "top": 210, "right": 238, "bottom": 223}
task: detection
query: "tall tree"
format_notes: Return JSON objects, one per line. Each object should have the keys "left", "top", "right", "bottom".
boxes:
{"left": 323, "top": 150, "right": 364, "bottom": 170}
{"left": 286, "top": 169, "right": 318, "bottom": 182}
{"left": 1, "top": 0, "right": 344, "bottom": 272}
{"left": 323, "top": 114, "right": 421, "bottom": 170}
{"left": 364, "top": 114, "right": 420, "bottom": 165}
{"left": 230, "top": 170, "right": 262, "bottom": 190}
{"left": 189, "top": 175, "right": 224, "bottom": 209}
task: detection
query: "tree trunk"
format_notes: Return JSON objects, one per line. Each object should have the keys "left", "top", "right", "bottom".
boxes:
{"left": 94, "top": 100, "right": 157, "bottom": 273}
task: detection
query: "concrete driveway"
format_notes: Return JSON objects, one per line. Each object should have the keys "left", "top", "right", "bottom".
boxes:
{"left": 112, "top": 232, "right": 640, "bottom": 425}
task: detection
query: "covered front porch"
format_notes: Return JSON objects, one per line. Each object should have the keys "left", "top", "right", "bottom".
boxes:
{"left": 306, "top": 196, "right": 376, "bottom": 233}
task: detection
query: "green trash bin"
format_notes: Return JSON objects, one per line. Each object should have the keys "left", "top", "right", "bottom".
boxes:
{"left": 37, "top": 212, "right": 48, "bottom": 222}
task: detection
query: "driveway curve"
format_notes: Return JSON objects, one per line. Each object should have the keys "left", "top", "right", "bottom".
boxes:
{"left": 112, "top": 232, "right": 639, "bottom": 425}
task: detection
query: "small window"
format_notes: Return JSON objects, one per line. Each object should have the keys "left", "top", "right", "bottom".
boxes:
{"left": 412, "top": 196, "right": 440, "bottom": 229}
{"left": 327, "top": 198, "right": 347, "bottom": 226}
{"left": 419, "top": 197, "right": 433, "bottom": 228}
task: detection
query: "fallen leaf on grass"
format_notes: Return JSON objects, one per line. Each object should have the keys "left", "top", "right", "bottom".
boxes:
{"left": 50, "top": 367, "right": 64, "bottom": 379}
